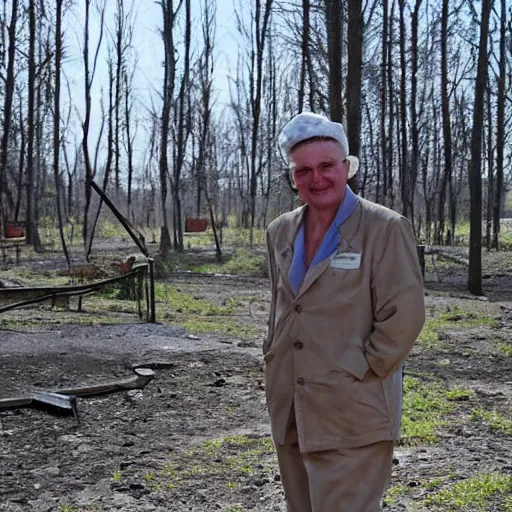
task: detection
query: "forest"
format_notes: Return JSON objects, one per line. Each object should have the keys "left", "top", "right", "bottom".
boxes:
{"left": 0, "top": 0, "right": 510, "bottom": 293}
{"left": 1, "top": 2, "right": 512, "bottom": 511}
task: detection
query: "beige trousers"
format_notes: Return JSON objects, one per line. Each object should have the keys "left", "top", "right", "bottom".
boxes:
{"left": 274, "top": 424, "right": 393, "bottom": 512}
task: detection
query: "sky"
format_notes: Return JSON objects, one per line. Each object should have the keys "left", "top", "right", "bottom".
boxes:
{"left": 62, "top": 0, "right": 240, "bottom": 171}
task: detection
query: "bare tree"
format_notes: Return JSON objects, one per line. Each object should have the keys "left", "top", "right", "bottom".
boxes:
{"left": 54, "top": 0, "right": 70, "bottom": 267}
{"left": 158, "top": 0, "right": 182, "bottom": 258}
{"left": 249, "top": 0, "right": 273, "bottom": 244}
{"left": 493, "top": 0, "right": 507, "bottom": 249}
{"left": 346, "top": 0, "right": 363, "bottom": 167}
{"left": 0, "top": 0, "right": 19, "bottom": 238}
{"left": 82, "top": 0, "right": 106, "bottom": 248}
{"left": 437, "top": 0, "right": 453, "bottom": 245}
{"left": 298, "top": 0, "right": 311, "bottom": 112}
{"left": 172, "top": 0, "right": 191, "bottom": 252}
{"left": 468, "top": 0, "right": 493, "bottom": 295}
{"left": 325, "top": 0, "right": 344, "bottom": 122}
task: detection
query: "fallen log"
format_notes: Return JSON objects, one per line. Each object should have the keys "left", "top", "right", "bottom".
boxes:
{"left": 425, "top": 247, "right": 469, "bottom": 267}
{"left": 0, "top": 368, "right": 155, "bottom": 412}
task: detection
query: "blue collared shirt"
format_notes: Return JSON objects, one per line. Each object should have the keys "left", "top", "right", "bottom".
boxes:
{"left": 288, "top": 186, "right": 359, "bottom": 295}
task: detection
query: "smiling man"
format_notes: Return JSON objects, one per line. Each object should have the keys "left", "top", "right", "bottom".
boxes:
{"left": 264, "top": 112, "right": 425, "bottom": 512}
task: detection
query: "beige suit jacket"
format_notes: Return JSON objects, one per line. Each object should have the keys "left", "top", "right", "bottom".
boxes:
{"left": 264, "top": 197, "right": 425, "bottom": 452}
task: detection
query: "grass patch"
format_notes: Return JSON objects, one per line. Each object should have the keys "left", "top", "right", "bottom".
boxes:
{"left": 194, "top": 249, "right": 267, "bottom": 277}
{"left": 182, "top": 318, "right": 258, "bottom": 340}
{"left": 383, "top": 484, "right": 412, "bottom": 505}
{"left": 497, "top": 342, "right": 512, "bottom": 357}
{"left": 418, "top": 306, "right": 496, "bottom": 349}
{"left": 153, "top": 284, "right": 262, "bottom": 339}
{"left": 0, "top": 266, "right": 70, "bottom": 287}
{"left": 471, "top": 409, "right": 512, "bottom": 434}
{"left": 400, "top": 377, "right": 471, "bottom": 445}
{"left": 155, "top": 284, "right": 236, "bottom": 316}
{"left": 423, "top": 472, "right": 512, "bottom": 510}
{"left": 139, "top": 434, "right": 275, "bottom": 494}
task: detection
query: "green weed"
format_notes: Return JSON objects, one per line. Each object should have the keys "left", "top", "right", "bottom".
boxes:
{"left": 497, "top": 342, "right": 512, "bottom": 357}
{"left": 111, "top": 470, "right": 122, "bottom": 483}
{"left": 423, "top": 472, "right": 512, "bottom": 510}
{"left": 194, "top": 249, "right": 267, "bottom": 277}
{"left": 182, "top": 318, "right": 258, "bottom": 340}
{"left": 471, "top": 409, "right": 512, "bottom": 434}
{"left": 383, "top": 484, "right": 411, "bottom": 505}
{"left": 155, "top": 284, "right": 234, "bottom": 316}
{"left": 418, "top": 306, "right": 496, "bottom": 349}
{"left": 400, "top": 377, "right": 470, "bottom": 445}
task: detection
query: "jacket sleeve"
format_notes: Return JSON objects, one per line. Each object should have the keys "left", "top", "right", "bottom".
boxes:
{"left": 263, "top": 226, "right": 278, "bottom": 354}
{"left": 364, "top": 216, "right": 425, "bottom": 378}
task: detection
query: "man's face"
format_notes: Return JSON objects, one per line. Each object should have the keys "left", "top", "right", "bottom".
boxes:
{"left": 290, "top": 139, "right": 349, "bottom": 213}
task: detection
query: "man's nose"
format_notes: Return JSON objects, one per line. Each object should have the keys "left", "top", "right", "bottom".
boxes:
{"left": 311, "top": 168, "right": 325, "bottom": 182}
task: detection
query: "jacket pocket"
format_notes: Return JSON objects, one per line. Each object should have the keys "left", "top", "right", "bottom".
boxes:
{"left": 301, "top": 366, "right": 390, "bottom": 440}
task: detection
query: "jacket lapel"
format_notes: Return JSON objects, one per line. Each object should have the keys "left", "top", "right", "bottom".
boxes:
{"left": 275, "top": 206, "right": 306, "bottom": 297}
{"left": 296, "top": 199, "right": 363, "bottom": 299}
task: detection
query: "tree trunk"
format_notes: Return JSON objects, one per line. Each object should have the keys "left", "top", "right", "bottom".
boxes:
{"left": 249, "top": 0, "right": 273, "bottom": 245}
{"left": 346, "top": 0, "right": 363, "bottom": 177}
{"left": 82, "top": 1, "right": 105, "bottom": 248}
{"left": 0, "top": 0, "right": 19, "bottom": 238}
{"left": 298, "top": 0, "right": 310, "bottom": 112}
{"left": 437, "top": 0, "right": 452, "bottom": 245}
{"left": 378, "top": 0, "right": 388, "bottom": 205}
{"left": 398, "top": 0, "right": 409, "bottom": 219}
{"left": 325, "top": 0, "right": 343, "bottom": 122}
{"left": 492, "top": 0, "right": 506, "bottom": 249}
{"left": 468, "top": 0, "right": 492, "bottom": 296}
{"left": 159, "top": 0, "right": 179, "bottom": 258}
{"left": 54, "top": 0, "right": 70, "bottom": 268}
{"left": 25, "top": 0, "right": 41, "bottom": 249}
{"left": 485, "top": 86, "right": 493, "bottom": 250}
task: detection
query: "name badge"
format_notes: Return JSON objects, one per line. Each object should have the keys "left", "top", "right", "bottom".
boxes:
{"left": 330, "top": 252, "right": 361, "bottom": 270}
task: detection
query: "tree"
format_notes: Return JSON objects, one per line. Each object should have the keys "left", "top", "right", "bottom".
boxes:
{"left": 346, "top": 0, "right": 363, "bottom": 168}
{"left": 54, "top": 0, "right": 70, "bottom": 267}
{"left": 158, "top": 0, "right": 182, "bottom": 258}
{"left": 492, "top": 0, "right": 507, "bottom": 249}
{"left": 171, "top": 0, "right": 191, "bottom": 252}
{"left": 437, "top": 0, "right": 453, "bottom": 245}
{"left": 82, "top": 0, "right": 106, "bottom": 248}
{"left": 298, "top": 0, "right": 311, "bottom": 112}
{"left": 0, "top": 0, "right": 19, "bottom": 238}
{"left": 249, "top": 0, "right": 273, "bottom": 244}
{"left": 468, "top": 0, "right": 493, "bottom": 295}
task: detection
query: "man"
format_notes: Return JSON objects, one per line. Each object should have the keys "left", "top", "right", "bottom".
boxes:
{"left": 264, "top": 112, "right": 425, "bottom": 511}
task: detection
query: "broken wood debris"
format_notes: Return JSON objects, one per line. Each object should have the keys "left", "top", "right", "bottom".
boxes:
{"left": 0, "top": 368, "right": 155, "bottom": 419}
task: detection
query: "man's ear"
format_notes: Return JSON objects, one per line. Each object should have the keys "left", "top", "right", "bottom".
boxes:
{"left": 344, "top": 156, "right": 359, "bottom": 179}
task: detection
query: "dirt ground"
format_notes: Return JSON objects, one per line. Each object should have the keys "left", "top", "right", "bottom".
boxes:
{"left": 1, "top": 252, "right": 512, "bottom": 511}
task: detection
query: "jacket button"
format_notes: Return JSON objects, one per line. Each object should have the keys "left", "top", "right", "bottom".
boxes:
{"left": 294, "top": 304, "right": 302, "bottom": 313}
{"left": 294, "top": 341, "right": 304, "bottom": 350}
{"left": 297, "top": 377, "right": 305, "bottom": 385}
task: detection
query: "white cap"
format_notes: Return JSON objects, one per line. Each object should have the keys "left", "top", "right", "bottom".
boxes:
{"left": 278, "top": 112, "right": 358, "bottom": 178}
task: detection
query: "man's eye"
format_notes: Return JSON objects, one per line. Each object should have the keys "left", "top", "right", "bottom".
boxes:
{"left": 321, "top": 162, "right": 333, "bottom": 168}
